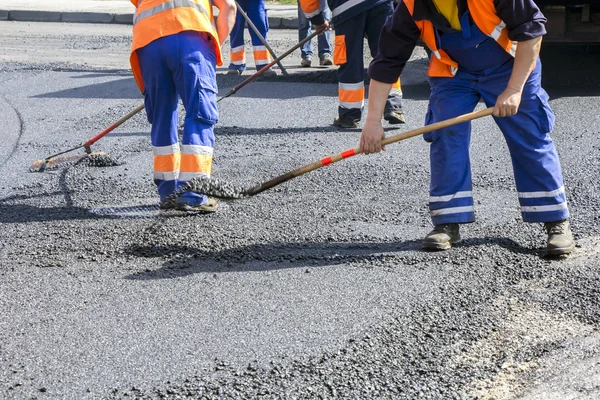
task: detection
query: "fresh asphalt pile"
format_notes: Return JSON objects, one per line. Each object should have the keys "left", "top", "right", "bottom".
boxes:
{"left": 1, "top": 23, "right": 600, "bottom": 399}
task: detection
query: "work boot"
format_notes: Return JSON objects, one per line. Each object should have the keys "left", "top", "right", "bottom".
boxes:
{"left": 159, "top": 198, "right": 177, "bottom": 210}
{"left": 227, "top": 68, "right": 242, "bottom": 75}
{"left": 333, "top": 116, "right": 358, "bottom": 129}
{"left": 261, "top": 68, "right": 277, "bottom": 77}
{"left": 545, "top": 220, "right": 575, "bottom": 256}
{"left": 319, "top": 53, "right": 333, "bottom": 66}
{"left": 421, "top": 223, "right": 461, "bottom": 251}
{"left": 175, "top": 197, "right": 219, "bottom": 214}
{"left": 300, "top": 57, "right": 312, "bottom": 67}
{"left": 384, "top": 109, "right": 406, "bottom": 124}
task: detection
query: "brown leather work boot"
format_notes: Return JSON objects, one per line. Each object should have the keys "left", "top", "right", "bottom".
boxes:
{"left": 421, "top": 223, "right": 461, "bottom": 251}
{"left": 545, "top": 220, "right": 575, "bottom": 256}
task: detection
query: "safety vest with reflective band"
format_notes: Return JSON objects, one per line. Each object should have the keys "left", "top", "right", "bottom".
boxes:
{"left": 299, "top": 0, "right": 388, "bottom": 25}
{"left": 130, "top": 0, "right": 222, "bottom": 92}
{"left": 404, "top": 0, "right": 515, "bottom": 78}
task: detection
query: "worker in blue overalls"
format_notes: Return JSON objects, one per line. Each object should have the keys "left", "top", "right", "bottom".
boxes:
{"left": 299, "top": 0, "right": 405, "bottom": 129}
{"left": 227, "top": 0, "right": 277, "bottom": 76}
{"left": 131, "top": 0, "right": 236, "bottom": 213}
{"left": 359, "top": 0, "right": 575, "bottom": 256}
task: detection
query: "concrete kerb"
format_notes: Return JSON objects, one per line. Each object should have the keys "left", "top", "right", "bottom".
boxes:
{"left": 0, "top": 9, "right": 297, "bottom": 27}
{"left": 4, "top": 10, "right": 134, "bottom": 24}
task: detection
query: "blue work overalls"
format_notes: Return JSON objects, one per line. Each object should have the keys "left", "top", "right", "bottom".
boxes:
{"left": 137, "top": 31, "right": 218, "bottom": 206}
{"left": 334, "top": 1, "right": 403, "bottom": 122}
{"left": 228, "top": 0, "right": 271, "bottom": 72}
{"left": 424, "top": 10, "right": 569, "bottom": 225}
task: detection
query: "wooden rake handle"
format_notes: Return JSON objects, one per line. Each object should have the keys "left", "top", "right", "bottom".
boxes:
{"left": 245, "top": 107, "right": 494, "bottom": 196}
{"left": 234, "top": 0, "right": 288, "bottom": 76}
{"left": 218, "top": 26, "right": 326, "bottom": 102}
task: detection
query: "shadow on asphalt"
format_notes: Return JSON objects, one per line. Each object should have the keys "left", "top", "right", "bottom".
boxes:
{"left": 110, "top": 125, "right": 401, "bottom": 138}
{"left": 122, "top": 237, "right": 537, "bottom": 280}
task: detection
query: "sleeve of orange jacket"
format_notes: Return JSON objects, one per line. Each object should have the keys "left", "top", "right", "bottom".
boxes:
{"left": 130, "top": 0, "right": 138, "bottom": 7}
{"left": 299, "top": 0, "right": 326, "bottom": 26}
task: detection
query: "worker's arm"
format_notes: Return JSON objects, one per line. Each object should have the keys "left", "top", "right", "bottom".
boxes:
{"left": 493, "top": 0, "right": 546, "bottom": 117}
{"left": 494, "top": 36, "right": 542, "bottom": 117}
{"left": 360, "top": 80, "right": 393, "bottom": 154}
{"left": 359, "top": 1, "right": 419, "bottom": 154}
{"left": 299, "top": 0, "right": 328, "bottom": 30}
{"left": 212, "top": 0, "right": 237, "bottom": 46}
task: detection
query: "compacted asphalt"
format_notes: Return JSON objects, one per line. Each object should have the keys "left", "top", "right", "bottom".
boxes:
{"left": 1, "top": 21, "right": 599, "bottom": 399}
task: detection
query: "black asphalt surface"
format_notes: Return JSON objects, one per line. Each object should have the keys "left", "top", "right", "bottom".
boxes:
{"left": 1, "top": 22, "right": 599, "bottom": 399}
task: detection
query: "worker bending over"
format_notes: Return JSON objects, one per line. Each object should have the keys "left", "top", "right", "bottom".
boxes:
{"left": 130, "top": 0, "right": 236, "bottom": 212}
{"left": 299, "top": 0, "right": 405, "bottom": 129}
{"left": 359, "top": 0, "right": 575, "bottom": 256}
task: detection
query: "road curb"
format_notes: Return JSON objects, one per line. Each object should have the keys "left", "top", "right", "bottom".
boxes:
{"left": 2, "top": 10, "right": 135, "bottom": 25}
{"left": 0, "top": 9, "right": 298, "bottom": 28}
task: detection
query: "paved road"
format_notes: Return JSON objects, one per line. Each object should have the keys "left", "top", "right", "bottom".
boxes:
{"left": 0, "top": 21, "right": 599, "bottom": 399}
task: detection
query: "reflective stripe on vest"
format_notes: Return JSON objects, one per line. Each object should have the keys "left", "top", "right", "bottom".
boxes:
{"left": 404, "top": 0, "right": 514, "bottom": 77}
{"left": 130, "top": 0, "right": 222, "bottom": 92}
{"left": 331, "top": 0, "right": 368, "bottom": 18}
{"left": 299, "top": 0, "right": 321, "bottom": 18}
{"left": 133, "top": 0, "right": 210, "bottom": 25}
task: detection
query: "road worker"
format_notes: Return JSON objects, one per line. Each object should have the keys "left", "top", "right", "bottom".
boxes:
{"left": 129, "top": 0, "right": 236, "bottom": 212}
{"left": 227, "top": 0, "right": 277, "bottom": 76}
{"left": 299, "top": 0, "right": 405, "bottom": 129}
{"left": 359, "top": 0, "right": 575, "bottom": 256}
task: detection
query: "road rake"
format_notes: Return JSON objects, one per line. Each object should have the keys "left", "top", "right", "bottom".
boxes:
{"left": 29, "top": 27, "right": 326, "bottom": 172}
{"left": 30, "top": 103, "right": 145, "bottom": 172}
{"left": 174, "top": 107, "right": 495, "bottom": 200}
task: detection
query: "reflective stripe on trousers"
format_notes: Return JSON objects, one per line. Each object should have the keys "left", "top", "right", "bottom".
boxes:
{"left": 425, "top": 58, "right": 567, "bottom": 224}
{"left": 137, "top": 31, "right": 218, "bottom": 203}
{"left": 228, "top": 0, "right": 271, "bottom": 71}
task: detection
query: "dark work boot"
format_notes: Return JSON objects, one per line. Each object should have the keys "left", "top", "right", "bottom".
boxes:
{"left": 545, "top": 220, "right": 575, "bottom": 257}
{"left": 422, "top": 223, "right": 461, "bottom": 251}
{"left": 383, "top": 109, "right": 406, "bottom": 124}
{"left": 333, "top": 116, "right": 358, "bottom": 129}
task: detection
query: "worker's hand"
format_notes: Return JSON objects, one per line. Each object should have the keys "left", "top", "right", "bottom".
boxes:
{"left": 313, "top": 21, "right": 330, "bottom": 32}
{"left": 359, "top": 120, "right": 385, "bottom": 154}
{"left": 494, "top": 87, "right": 522, "bottom": 117}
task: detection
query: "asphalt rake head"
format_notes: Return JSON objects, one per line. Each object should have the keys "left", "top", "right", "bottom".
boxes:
{"left": 175, "top": 176, "right": 249, "bottom": 200}
{"left": 29, "top": 152, "right": 119, "bottom": 172}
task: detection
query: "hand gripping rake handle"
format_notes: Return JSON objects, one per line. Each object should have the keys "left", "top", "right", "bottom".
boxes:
{"left": 245, "top": 107, "right": 494, "bottom": 196}
{"left": 234, "top": 0, "right": 288, "bottom": 76}
{"left": 218, "top": 26, "right": 326, "bottom": 102}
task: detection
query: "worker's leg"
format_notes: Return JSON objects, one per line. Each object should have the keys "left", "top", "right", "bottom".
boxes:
{"left": 365, "top": 1, "right": 404, "bottom": 123}
{"left": 426, "top": 74, "right": 481, "bottom": 225}
{"left": 228, "top": 2, "right": 247, "bottom": 72}
{"left": 246, "top": 0, "right": 271, "bottom": 70}
{"left": 333, "top": 14, "right": 366, "bottom": 125}
{"left": 479, "top": 59, "right": 569, "bottom": 223}
{"left": 297, "top": 1, "right": 313, "bottom": 60}
{"left": 136, "top": 35, "right": 181, "bottom": 202}
{"left": 317, "top": 5, "right": 332, "bottom": 59}
{"left": 171, "top": 31, "right": 219, "bottom": 206}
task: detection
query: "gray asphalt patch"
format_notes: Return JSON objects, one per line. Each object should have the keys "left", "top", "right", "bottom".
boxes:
{"left": 1, "top": 23, "right": 600, "bottom": 399}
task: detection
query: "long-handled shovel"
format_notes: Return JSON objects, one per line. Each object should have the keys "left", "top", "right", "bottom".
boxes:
{"left": 218, "top": 26, "right": 325, "bottom": 102}
{"left": 234, "top": 0, "right": 288, "bottom": 76}
{"left": 30, "top": 103, "right": 145, "bottom": 172}
{"left": 176, "top": 107, "right": 495, "bottom": 199}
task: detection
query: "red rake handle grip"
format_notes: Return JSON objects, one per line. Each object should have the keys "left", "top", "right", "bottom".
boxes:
{"left": 245, "top": 107, "right": 494, "bottom": 196}
{"left": 83, "top": 103, "right": 145, "bottom": 147}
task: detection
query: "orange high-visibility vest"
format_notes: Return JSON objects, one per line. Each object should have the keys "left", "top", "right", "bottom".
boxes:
{"left": 130, "top": 0, "right": 222, "bottom": 92}
{"left": 404, "top": 0, "right": 516, "bottom": 77}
